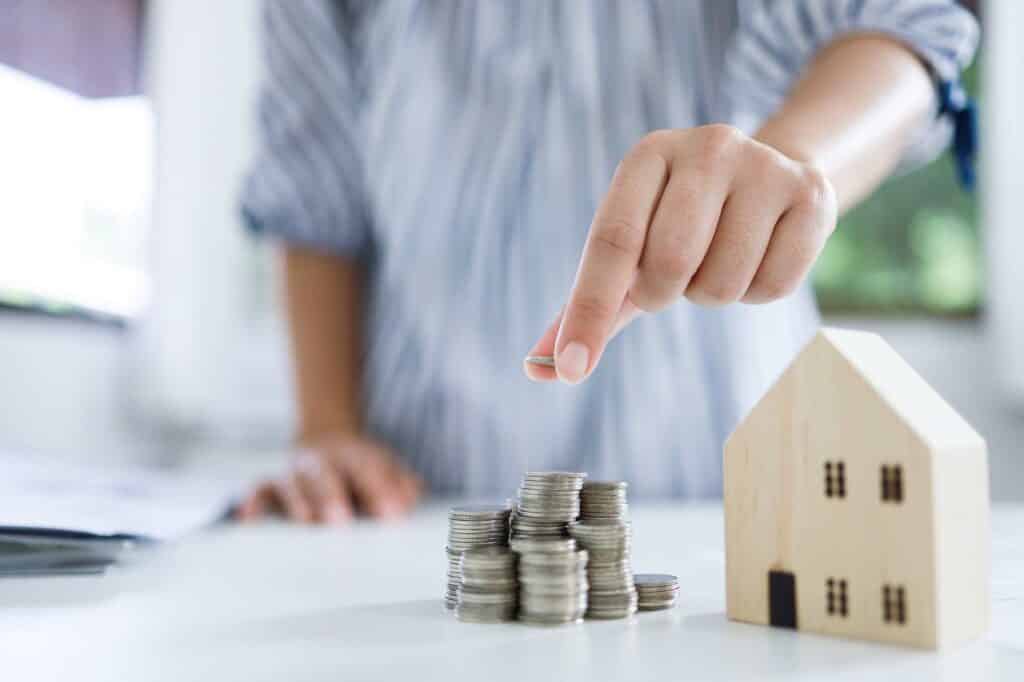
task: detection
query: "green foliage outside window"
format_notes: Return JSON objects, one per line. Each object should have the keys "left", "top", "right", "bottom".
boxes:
{"left": 813, "top": 60, "right": 981, "bottom": 316}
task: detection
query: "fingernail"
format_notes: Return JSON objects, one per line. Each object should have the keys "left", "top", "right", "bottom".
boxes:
{"left": 556, "top": 342, "right": 590, "bottom": 384}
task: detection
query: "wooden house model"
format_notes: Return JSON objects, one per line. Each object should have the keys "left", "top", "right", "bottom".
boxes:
{"left": 724, "top": 328, "right": 989, "bottom": 649}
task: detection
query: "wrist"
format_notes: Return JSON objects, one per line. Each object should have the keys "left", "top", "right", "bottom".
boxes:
{"left": 754, "top": 123, "right": 821, "bottom": 169}
{"left": 297, "top": 415, "right": 362, "bottom": 446}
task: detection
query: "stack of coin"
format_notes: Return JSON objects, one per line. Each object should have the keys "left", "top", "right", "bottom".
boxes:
{"left": 579, "top": 480, "right": 629, "bottom": 522}
{"left": 634, "top": 573, "right": 680, "bottom": 611}
{"left": 514, "top": 541, "right": 589, "bottom": 625}
{"left": 570, "top": 521, "right": 637, "bottom": 618}
{"left": 570, "top": 481, "right": 637, "bottom": 619}
{"left": 445, "top": 504, "right": 511, "bottom": 609}
{"left": 510, "top": 472, "right": 586, "bottom": 539}
{"left": 454, "top": 547, "right": 518, "bottom": 623}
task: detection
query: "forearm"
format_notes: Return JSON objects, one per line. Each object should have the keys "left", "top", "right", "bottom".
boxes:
{"left": 755, "top": 34, "right": 935, "bottom": 213}
{"left": 282, "top": 245, "right": 365, "bottom": 441}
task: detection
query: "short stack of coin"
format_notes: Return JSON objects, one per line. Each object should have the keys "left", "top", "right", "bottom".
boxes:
{"left": 570, "top": 481, "right": 637, "bottom": 619}
{"left": 454, "top": 547, "right": 518, "bottom": 623}
{"left": 510, "top": 472, "right": 587, "bottom": 539}
{"left": 579, "top": 480, "right": 629, "bottom": 522}
{"left": 513, "top": 539, "right": 589, "bottom": 625}
{"left": 634, "top": 573, "right": 680, "bottom": 611}
{"left": 445, "top": 504, "right": 511, "bottom": 609}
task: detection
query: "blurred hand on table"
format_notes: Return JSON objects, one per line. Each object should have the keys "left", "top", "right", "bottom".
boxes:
{"left": 236, "top": 434, "right": 423, "bottom": 524}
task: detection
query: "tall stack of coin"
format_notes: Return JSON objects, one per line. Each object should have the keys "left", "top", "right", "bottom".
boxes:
{"left": 510, "top": 472, "right": 586, "bottom": 539}
{"left": 445, "top": 504, "right": 511, "bottom": 610}
{"left": 454, "top": 547, "right": 518, "bottom": 623}
{"left": 569, "top": 481, "right": 637, "bottom": 619}
{"left": 513, "top": 539, "right": 589, "bottom": 625}
{"left": 634, "top": 573, "right": 680, "bottom": 611}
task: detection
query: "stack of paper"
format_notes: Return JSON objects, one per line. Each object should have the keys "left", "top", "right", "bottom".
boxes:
{"left": 0, "top": 452, "right": 240, "bottom": 577}
{"left": 0, "top": 527, "right": 141, "bottom": 577}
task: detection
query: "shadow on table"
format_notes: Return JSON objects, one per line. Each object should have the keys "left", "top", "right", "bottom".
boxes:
{"left": 679, "top": 612, "right": 1024, "bottom": 682}
{"left": 215, "top": 602, "right": 1024, "bottom": 681}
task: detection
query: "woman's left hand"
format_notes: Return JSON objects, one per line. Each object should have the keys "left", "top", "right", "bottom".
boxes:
{"left": 525, "top": 124, "right": 837, "bottom": 384}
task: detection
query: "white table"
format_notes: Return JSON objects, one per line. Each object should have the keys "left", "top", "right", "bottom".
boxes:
{"left": 3, "top": 502, "right": 1024, "bottom": 681}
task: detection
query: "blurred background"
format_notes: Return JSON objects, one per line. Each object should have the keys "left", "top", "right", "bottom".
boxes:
{"left": 0, "top": 1, "right": 1020, "bottom": 497}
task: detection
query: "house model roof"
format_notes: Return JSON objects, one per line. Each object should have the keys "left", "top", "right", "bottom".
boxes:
{"left": 814, "top": 328, "right": 984, "bottom": 452}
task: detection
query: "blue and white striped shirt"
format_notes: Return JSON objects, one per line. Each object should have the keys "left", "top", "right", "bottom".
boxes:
{"left": 242, "top": 0, "right": 978, "bottom": 498}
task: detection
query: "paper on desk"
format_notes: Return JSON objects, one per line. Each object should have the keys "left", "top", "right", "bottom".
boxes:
{"left": 0, "top": 452, "right": 240, "bottom": 540}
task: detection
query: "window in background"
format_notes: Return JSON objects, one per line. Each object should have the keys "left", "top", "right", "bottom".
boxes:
{"left": 813, "top": 58, "right": 982, "bottom": 317}
{"left": 0, "top": 0, "right": 150, "bottom": 320}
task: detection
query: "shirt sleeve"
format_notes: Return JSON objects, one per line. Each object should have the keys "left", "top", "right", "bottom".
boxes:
{"left": 240, "top": 0, "right": 371, "bottom": 256}
{"left": 722, "top": 0, "right": 980, "bottom": 174}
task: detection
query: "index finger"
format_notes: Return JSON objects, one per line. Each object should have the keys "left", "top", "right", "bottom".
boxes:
{"left": 554, "top": 146, "right": 669, "bottom": 383}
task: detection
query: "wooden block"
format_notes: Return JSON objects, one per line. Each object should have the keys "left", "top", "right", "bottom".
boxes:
{"left": 724, "top": 328, "right": 989, "bottom": 649}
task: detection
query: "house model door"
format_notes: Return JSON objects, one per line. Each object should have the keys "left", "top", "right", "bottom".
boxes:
{"left": 769, "top": 570, "right": 797, "bottom": 629}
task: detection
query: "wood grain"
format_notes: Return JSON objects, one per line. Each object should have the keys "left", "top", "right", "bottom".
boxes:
{"left": 725, "top": 328, "right": 989, "bottom": 649}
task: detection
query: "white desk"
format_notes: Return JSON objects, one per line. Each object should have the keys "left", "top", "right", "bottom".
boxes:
{"left": 3, "top": 503, "right": 1023, "bottom": 681}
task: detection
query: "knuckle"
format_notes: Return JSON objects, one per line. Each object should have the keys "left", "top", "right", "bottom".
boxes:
{"left": 570, "top": 293, "right": 618, "bottom": 324}
{"left": 793, "top": 164, "right": 834, "bottom": 212}
{"left": 748, "top": 276, "right": 794, "bottom": 302}
{"left": 593, "top": 216, "right": 645, "bottom": 257}
{"left": 628, "top": 275, "right": 674, "bottom": 313}
{"left": 700, "top": 123, "right": 744, "bottom": 162}
{"left": 633, "top": 128, "right": 675, "bottom": 154}
{"left": 649, "top": 247, "right": 697, "bottom": 285}
{"left": 688, "top": 276, "right": 743, "bottom": 306}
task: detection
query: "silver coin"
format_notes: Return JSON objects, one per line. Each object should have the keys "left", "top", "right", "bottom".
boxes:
{"left": 523, "top": 471, "right": 587, "bottom": 480}
{"left": 523, "top": 355, "right": 555, "bottom": 368}
{"left": 519, "top": 549, "right": 588, "bottom": 566}
{"left": 509, "top": 537, "right": 576, "bottom": 554}
{"left": 634, "top": 585, "right": 680, "bottom": 595}
{"left": 447, "top": 522, "right": 511, "bottom": 531}
{"left": 449, "top": 503, "right": 511, "bottom": 515}
{"left": 634, "top": 573, "right": 679, "bottom": 589}
{"left": 451, "top": 531, "right": 510, "bottom": 541}
{"left": 582, "top": 479, "right": 628, "bottom": 489}
{"left": 455, "top": 605, "right": 518, "bottom": 623}
{"left": 457, "top": 592, "right": 518, "bottom": 606}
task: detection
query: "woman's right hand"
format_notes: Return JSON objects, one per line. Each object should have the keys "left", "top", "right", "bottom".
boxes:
{"left": 235, "top": 434, "right": 423, "bottom": 524}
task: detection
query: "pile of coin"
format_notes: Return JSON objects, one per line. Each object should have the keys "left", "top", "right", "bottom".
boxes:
{"left": 445, "top": 473, "right": 678, "bottom": 624}
{"left": 511, "top": 472, "right": 586, "bottom": 539}
{"left": 454, "top": 547, "right": 518, "bottom": 623}
{"left": 513, "top": 539, "right": 589, "bottom": 625}
{"left": 444, "top": 504, "right": 511, "bottom": 610}
{"left": 634, "top": 573, "right": 680, "bottom": 611}
{"left": 569, "top": 481, "right": 637, "bottom": 619}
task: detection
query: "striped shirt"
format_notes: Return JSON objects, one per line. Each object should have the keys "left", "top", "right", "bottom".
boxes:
{"left": 242, "top": 0, "right": 978, "bottom": 498}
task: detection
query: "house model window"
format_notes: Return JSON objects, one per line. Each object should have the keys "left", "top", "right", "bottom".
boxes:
{"left": 880, "top": 465, "right": 904, "bottom": 503}
{"left": 826, "top": 578, "right": 849, "bottom": 617}
{"left": 883, "top": 585, "right": 907, "bottom": 625}
{"left": 824, "top": 461, "right": 846, "bottom": 498}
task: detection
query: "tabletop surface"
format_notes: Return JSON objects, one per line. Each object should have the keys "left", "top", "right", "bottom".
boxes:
{"left": 3, "top": 502, "right": 1024, "bottom": 682}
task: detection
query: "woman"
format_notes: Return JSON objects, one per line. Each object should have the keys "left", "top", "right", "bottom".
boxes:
{"left": 237, "top": 0, "right": 977, "bottom": 523}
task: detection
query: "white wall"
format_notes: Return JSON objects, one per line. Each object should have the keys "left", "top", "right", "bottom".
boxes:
{"left": 982, "top": 0, "right": 1024, "bottom": 408}
{"left": 136, "top": 0, "right": 293, "bottom": 445}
